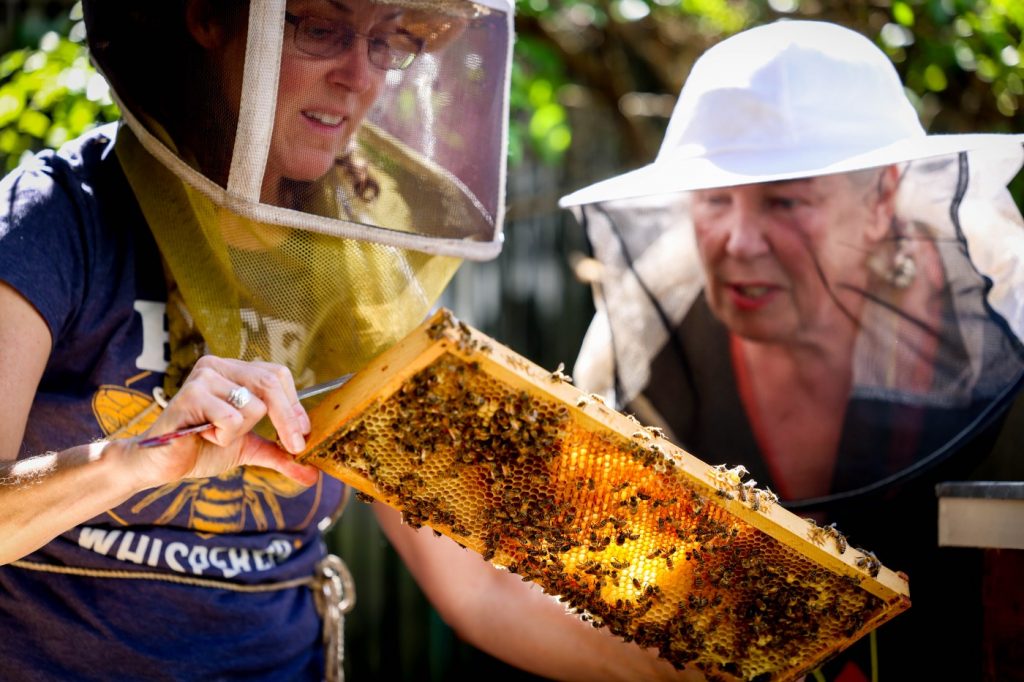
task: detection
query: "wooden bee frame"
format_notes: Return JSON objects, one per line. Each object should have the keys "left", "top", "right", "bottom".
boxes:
{"left": 298, "top": 309, "right": 910, "bottom": 681}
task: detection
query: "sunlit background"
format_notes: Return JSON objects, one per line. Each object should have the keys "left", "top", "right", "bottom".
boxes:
{"left": 2, "top": 0, "right": 1021, "bottom": 677}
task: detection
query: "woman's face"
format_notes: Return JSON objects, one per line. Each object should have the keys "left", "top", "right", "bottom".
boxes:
{"left": 691, "top": 171, "right": 893, "bottom": 346}
{"left": 264, "top": 0, "right": 399, "bottom": 193}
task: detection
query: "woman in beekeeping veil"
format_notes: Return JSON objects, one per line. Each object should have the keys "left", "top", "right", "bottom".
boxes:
{"left": 564, "top": 19, "right": 1024, "bottom": 681}
{"left": 0, "top": 1, "right": 694, "bottom": 679}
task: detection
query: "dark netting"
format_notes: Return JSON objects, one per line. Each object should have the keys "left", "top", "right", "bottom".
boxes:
{"left": 571, "top": 147, "right": 1024, "bottom": 506}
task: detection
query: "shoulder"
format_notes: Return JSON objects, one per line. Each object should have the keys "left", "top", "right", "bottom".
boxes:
{"left": 0, "top": 123, "right": 121, "bottom": 235}
{"left": 0, "top": 123, "right": 136, "bottom": 337}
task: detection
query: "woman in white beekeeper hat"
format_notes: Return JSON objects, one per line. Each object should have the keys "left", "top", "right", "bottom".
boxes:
{"left": 564, "top": 19, "right": 1024, "bottom": 681}
{"left": 0, "top": 1, "right": 697, "bottom": 679}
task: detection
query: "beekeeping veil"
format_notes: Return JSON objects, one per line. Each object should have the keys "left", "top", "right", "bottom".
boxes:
{"left": 83, "top": 0, "right": 511, "bottom": 391}
{"left": 561, "top": 21, "right": 1024, "bottom": 508}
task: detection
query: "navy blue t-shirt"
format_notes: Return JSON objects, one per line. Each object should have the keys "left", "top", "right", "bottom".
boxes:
{"left": 0, "top": 124, "right": 346, "bottom": 680}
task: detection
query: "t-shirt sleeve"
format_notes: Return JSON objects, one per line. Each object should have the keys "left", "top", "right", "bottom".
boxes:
{"left": 0, "top": 154, "right": 88, "bottom": 342}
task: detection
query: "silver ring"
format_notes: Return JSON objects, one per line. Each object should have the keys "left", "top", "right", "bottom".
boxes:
{"left": 227, "top": 386, "right": 252, "bottom": 410}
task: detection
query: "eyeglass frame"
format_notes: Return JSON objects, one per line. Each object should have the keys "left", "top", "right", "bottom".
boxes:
{"left": 284, "top": 12, "right": 424, "bottom": 71}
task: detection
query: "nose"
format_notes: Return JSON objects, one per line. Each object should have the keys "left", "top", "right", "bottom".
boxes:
{"left": 327, "top": 37, "right": 375, "bottom": 93}
{"left": 724, "top": 199, "right": 771, "bottom": 259}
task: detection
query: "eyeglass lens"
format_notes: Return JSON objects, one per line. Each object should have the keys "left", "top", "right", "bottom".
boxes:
{"left": 287, "top": 14, "right": 422, "bottom": 70}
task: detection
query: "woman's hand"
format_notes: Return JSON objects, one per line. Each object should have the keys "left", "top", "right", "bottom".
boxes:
{"left": 129, "top": 356, "right": 320, "bottom": 491}
{"left": 0, "top": 289, "right": 320, "bottom": 562}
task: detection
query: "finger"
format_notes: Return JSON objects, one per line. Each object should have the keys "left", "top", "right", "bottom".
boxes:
{"left": 184, "top": 361, "right": 269, "bottom": 420}
{"left": 175, "top": 375, "right": 267, "bottom": 448}
{"left": 249, "top": 359, "right": 310, "bottom": 430}
{"left": 189, "top": 357, "right": 309, "bottom": 453}
{"left": 135, "top": 384, "right": 254, "bottom": 486}
{"left": 239, "top": 434, "right": 321, "bottom": 487}
{"left": 245, "top": 361, "right": 310, "bottom": 454}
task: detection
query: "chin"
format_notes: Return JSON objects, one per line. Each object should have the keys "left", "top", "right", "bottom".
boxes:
{"left": 734, "top": 329, "right": 787, "bottom": 344}
{"left": 283, "top": 159, "right": 337, "bottom": 184}
{"left": 719, "top": 315, "right": 790, "bottom": 344}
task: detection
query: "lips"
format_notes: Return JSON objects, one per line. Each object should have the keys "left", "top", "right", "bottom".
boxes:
{"left": 734, "top": 285, "right": 771, "bottom": 298}
{"left": 726, "top": 282, "right": 781, "bottom": 310}
{"left": 303, "top": 110, "right": 345, "bottom": 127}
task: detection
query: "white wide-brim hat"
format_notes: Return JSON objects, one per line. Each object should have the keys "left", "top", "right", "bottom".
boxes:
{"left": 559, "top": 20, "right": 1023, "bottom": 207}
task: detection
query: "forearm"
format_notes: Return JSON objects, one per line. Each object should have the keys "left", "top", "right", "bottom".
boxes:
{"left": 443, "top": 559, "right": 689, "bottom": 681}
{"left": 0, "top": 439, "right": 142, "bottom": 564}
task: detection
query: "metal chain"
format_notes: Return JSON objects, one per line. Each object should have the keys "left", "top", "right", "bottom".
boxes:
{"left": 313, "top": 554, "right": 357, "bottom": 682}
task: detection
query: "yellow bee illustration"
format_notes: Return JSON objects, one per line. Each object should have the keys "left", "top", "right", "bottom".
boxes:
{"left": 94, "top": 372, "right": 313, "bottom": 534}
{"left": 130, "top": 466, "right": 312, "bottom": 534}
{"left": 92, "top": 381, "right": 162, "bottom": 439}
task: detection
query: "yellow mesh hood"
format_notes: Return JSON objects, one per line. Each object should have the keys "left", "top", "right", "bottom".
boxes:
{"left": 85, "top": 0, "right": 513, "bottom": 261}
{"left": 116, "top": 125, "right": 461, "bottom": 394}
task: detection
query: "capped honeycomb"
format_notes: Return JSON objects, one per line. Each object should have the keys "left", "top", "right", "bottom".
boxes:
{"left": 298, "top": 309, "right": 910, "bottom": 681}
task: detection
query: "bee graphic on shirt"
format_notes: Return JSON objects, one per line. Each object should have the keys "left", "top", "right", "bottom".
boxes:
{"left": 93, "top": 372, "right": 310, "bottom": 534}
{"left": 130, "top": 467, "right": 310, "bottom": 534}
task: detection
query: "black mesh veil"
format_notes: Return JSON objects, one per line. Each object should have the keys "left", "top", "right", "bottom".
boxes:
{"left": 569, "top": 146, "right": 1024, "bottom": 508}
{"left": 562, "top": 20, "right": 1024, "bottom": 510}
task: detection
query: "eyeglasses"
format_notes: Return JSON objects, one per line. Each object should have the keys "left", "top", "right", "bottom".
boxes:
{"left": 284, "top": 13, "right": 423, "bottom": 71}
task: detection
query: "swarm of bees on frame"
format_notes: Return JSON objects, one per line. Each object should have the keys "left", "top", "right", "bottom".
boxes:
{"left": 301, "top": 310, "right": 908, "bottom": 682}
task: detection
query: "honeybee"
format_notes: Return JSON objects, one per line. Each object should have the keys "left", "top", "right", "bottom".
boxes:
{"left": 758, "top": 487, "right": 779, "bottom": 510}
{"left": 712, "top": 463, "right": 749, "bottom": 488}
{"left": 806, "top": 520, "right": 827, "bottom": 546}
{"left": 645, "top": 426, "right": 667, "bottom": 439}
{"left": 855, "top": 549, "right": 882, "bottom": 577}
{"left": 737, "top": 478, "right": 758, "bottom": 503}
{"left": 548, "top": 362, "right": 572, "bottom": 383}
{"left": 823, "top": 522, "right": 848, "bottom": 554}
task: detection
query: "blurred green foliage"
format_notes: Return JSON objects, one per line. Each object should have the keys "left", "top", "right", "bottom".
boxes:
{"left": 511, "top": 0, "right": 1024, "bottom": 165}
{"left": 0, "top": 2, "right": 119, "bottom": 172}
{"left": 0, "top": 3, "right": 1019, "bottom": 680}
{"left": 1, "top": 1, "right": 1020, "bottom": 173}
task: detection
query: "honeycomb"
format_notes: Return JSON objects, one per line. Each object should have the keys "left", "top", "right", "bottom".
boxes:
{"left": 298, "top": 309, "right": 910, "bottom": 681}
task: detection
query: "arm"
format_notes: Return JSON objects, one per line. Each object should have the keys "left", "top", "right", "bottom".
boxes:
{"left": 0, "top": 281, "right": 318, "bottom": 565}
{"left": 375, "top": 503, "right": 703, "bottom": 682}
